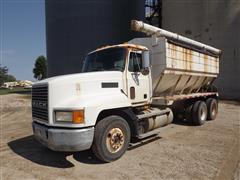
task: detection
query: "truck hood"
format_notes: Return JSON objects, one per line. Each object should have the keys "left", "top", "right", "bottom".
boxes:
{"left": 34, "top": 71, "right": 122, "bottom": 85}
{"left": 34, "top": 71, "right": 124, "bottom": 107}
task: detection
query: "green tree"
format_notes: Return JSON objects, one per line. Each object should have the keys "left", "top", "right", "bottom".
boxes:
{"left": 33, "top": 55, "right": 47, "bottom": 80}
{"left": 5, "top": 74, "right": 16, "bottom": 82}
{"left": 0, "top": 65, "right": 16, "bottom": 85}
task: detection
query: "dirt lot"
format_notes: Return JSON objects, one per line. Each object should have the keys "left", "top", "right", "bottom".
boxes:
{"left": 0, "top": 94, "right": 239, "bottom": 180}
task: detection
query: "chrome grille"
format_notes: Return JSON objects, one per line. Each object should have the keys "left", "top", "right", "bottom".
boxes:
{"left": 32, "top": 84, "right": 48, "bottom": 122}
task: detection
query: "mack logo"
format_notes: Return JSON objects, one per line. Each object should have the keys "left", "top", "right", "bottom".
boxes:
{"left": 32, "top": 101, "right": 48, "bottom": 109}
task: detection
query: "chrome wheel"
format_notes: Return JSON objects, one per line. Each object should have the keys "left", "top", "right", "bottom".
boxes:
{"left": 192, "top": 101, "right": 207, "bottom": 125}
{"left": 206, "top": 98, "right": 218, "bottom": 120}
{"left": 200, "top": 107, "right": 207, "bottom": 121}
{"left": 106, "top": 128, "right": 125, "bottom": 153}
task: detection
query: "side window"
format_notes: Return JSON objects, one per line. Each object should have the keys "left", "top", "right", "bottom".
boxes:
{"left": 128, "top": 52, "right": 142, "bottom": 72}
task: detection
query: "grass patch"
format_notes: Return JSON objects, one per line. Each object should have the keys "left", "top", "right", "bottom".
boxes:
{"left": 0, "top": 87, "right": 31, "bottom": 95}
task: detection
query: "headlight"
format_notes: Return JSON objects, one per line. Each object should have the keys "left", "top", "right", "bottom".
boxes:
{"left": 55, "top": 110, "right": 84, "bottom": 124}
{"left": 55, "top": 111, "right": 72, "bottom": 122}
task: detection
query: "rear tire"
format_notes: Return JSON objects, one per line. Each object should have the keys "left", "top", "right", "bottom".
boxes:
{"left": 92, "top": 115, "right": 130, "bottom": 162}
{"left": 192, "top": 101, "right": 207, "bottom": 125}
{"left": 185, "top": 103, "right": 193, "bottom": 122}
{"left": 206, "top": 98, "right": 218, "bottom": 120}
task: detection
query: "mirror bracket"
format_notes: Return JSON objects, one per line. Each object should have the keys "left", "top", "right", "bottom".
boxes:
{"left": 141, "top": 67, "right": 150, "bottom": 75}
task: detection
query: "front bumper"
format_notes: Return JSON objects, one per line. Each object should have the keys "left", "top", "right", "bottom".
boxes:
{"left": 32, "top": 122, "right": 94, "bottom": 152}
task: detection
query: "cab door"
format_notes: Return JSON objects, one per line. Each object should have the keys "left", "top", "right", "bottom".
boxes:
{"left": 127, "top": 51, "right": 150, "bottom": 104}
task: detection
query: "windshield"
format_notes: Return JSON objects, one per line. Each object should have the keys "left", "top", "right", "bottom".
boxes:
{"left": 82, "top": 47, "right": 126, "bottom": 72}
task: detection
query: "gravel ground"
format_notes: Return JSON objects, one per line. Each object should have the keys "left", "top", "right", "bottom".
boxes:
{"left": 0, "top": 94, "right": 239, "bottom": 180}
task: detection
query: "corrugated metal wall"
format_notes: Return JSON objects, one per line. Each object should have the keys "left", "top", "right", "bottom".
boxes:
{"left": 161, "top": 0, "right": 240, "bottom": 100}
{"left": 46, "top": 0, "right": 145, "bottom": 77}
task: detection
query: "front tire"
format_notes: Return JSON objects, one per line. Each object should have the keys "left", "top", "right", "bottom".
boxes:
{"left": 92, "top": 115, "right": 130, "bottom": 162}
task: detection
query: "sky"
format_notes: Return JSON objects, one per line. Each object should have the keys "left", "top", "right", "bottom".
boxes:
{"left": 0, "top": 0, "right": 46, "bottom": 81}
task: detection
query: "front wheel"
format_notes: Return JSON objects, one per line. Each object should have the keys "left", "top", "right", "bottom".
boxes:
{"left": 92, "top": 115, "right": 130, "bottom": 162}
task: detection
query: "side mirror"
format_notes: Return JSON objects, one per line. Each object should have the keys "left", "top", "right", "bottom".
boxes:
{"left": 141, "top": 51, "right": 150, "bottom": 75}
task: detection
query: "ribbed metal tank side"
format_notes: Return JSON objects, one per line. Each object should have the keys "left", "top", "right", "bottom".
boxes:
{"left": 45, "top": 0, "right": 145, "bottom": 77}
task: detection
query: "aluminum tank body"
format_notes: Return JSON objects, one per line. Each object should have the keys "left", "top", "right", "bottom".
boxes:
{"left": 46, "top": 0, "right": 145, "bottom": 77}
{"left": 129, "top": 37, "right": 220, "bottom": 97}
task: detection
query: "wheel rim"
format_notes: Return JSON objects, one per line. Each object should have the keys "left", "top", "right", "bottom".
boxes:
{"left": 106, "top": 128, "right": 125, "bottom": 153}
{"left": 200, "top": 107, "right": 207, "bottom": 121}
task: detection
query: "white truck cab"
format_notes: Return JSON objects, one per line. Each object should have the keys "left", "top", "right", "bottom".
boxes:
{"left": 32, "top": 21, "right": 220, "bottom": 162}
{"left": 32, "top": 44, "right": 153, "bottom": 159}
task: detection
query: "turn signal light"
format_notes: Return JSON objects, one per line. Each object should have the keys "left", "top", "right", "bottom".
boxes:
{"left": 73, "top": 110, "right": 84, "bottom": 124}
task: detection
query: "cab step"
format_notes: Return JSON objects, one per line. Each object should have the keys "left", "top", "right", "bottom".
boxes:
{"left": 129, "top": 135, "right": 161, "bottom": 150}
{"left": 138, "top": 128, "right": 162, "bottom": 139}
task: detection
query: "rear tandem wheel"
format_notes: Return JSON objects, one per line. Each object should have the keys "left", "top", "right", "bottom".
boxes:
{"left": 206, "top": 98, "right": 218, "bottom": 120}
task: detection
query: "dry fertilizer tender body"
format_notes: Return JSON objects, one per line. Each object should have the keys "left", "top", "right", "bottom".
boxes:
{"left": 32, "top": 21, "right": 221, "bottom": 162}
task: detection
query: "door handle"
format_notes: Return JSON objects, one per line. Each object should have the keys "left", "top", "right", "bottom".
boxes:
{"left": 130, "top": 87, "right": 135, "bottom": 99}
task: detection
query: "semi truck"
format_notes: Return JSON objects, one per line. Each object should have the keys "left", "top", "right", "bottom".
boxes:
{"left": 32, "top": 20, "right": 221, "bottom": 162}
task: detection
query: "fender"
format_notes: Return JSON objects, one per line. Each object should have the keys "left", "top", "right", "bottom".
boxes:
{"left": 97, "top": 107, "right": 139, "bottom": 137}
